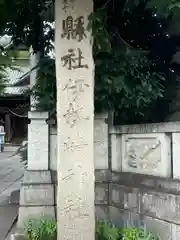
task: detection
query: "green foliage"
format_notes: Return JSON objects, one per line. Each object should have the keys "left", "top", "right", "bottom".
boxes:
{"left": 94, "top": 49, "right": 165, "bottom": 116}
{"left": 95, "top": 221, "right": 156, "bottom": 240}
{"left": 121, "top": 228, "right": 155, "bottom": 240}
{"left": 24, "top": 219, "right": 155, "bottom": 240}
{"left": 24, "top": 218, "right": 57, "bottom": 240}
{"left": 88, "top": 8, "right": 166, "bottom": 117}
{"left": 0, "top": 48, "right": 17, "bottom": 95}
{"left": 32, "top": 57, "right": 56, "bottom": 113}
{"left": 95, "top": 221, "right": 120, "bottom": 240}
{"left": 3, "top": 0, "right": 180, "bottom": 123}
{"left": 4, "top": 0, "right": 54, "bottom": 54}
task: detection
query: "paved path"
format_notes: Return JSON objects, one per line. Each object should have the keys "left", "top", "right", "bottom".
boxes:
{"left": 0, "top": 150, "right": 24, "bottom": 240}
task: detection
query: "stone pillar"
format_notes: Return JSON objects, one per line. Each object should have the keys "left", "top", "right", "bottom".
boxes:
{"left": 172, "top": 132, "right": 180, "bottom": 179}
{"left": 55, "top": 0, "right": 95, "bottom": 239}
{"left": 27, "top": 111, "right": 49, "bottom": 170}
{"left": 17, "top": 51, "right": 55, "bottom": 228}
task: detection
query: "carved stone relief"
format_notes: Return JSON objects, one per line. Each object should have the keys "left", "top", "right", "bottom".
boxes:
{"left": 122, "top": 133, "right": 171, "bottom": 177}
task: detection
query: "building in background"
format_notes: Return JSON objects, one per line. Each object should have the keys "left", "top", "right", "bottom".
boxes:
{"left": 0, "top": 35, "right": 30, "bottom": 143}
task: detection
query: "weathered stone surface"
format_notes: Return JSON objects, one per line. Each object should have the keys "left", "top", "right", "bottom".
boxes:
{"left": 141, "top": 191, "right": 180, "bottom": 224}
{"left": 56, "top": 0, "right": 95, "bottom": 239}
{"left": 110, "top": 121, "right": 180, "bottom": 134}
{"left": 20, "top": 184, "right": 54, "bottom": 206}
{"left": 50, "top": 127, "right": 57, "bottom": 171}
{"left": 23, "top": 170, "right": 52, "bottom": 185}
{"left": 17, "top": 206, "right": 55, "bottom": 228}
{"left": 129, "top": 212, "right": 144, "bottom": 229}
{"left": 109, "top": 208, "right": 144, "bottom": 229}
{"left": 172, "top": 133, "right": 180, "bottom": 180}
{"left": 95, "top": 205, "right": 109, "bottom": 221}
{"left": 110, "top": 184, "right": 139, "bottom": 212}
{"left": 95, "top": 170, "right": 110, "bottom": 183}
{"left": 121, "top": 133, "right": 171, "bottom": 177}
{"left": 18, "top": 170, "right": 55, "bottom": 228}
{"left": 28, "top": 111, "right": 49, "bottom": 170}
{"left": 94, "top": 113, "right": 108, "bottom": 170}
{"left": 144, "top": 216, "right": 172, "bottom": 240}
{"left": 111, "top": 172, "right": 180, "bottom": 195}
{"left": 95, "top": 183, "right": 109, "bottom": 205}
{"left": 111, "top": 134, "right": 122, "bottom": 172}
{"left": 109, "top": 206, "right": 130, "bottom": 227}
{"left": 172, "top": 224, "right": 180, "bottom": 240}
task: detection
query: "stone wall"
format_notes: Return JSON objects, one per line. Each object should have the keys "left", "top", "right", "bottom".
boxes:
{"left": 50, "top": 119, "right": 180, "bottom": 238}
{"left": 95, "top": 170, "right": 180, "bottom": 240}
{"left": 94, "top": 121, "right": 180, "bottom": 239}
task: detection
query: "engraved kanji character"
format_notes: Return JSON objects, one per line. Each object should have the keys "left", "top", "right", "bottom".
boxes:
{"left": 63, "top": 78, "right": 89, "bottom": 100}
{"left": 61, "top": 48, "right": 88, "bottom": 70}
{"left": 63, "top": 102, "right": 82, "bottom": 127}
{"left": 74, "top": 16, "right": 87, "bottom": 42}
{"left": 61, "top": 16, "right": 74, "bottom": 40}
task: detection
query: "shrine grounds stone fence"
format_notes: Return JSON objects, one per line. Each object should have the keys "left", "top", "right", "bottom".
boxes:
{"left": 49, "top": 117, "right": 180, "bottom": 239}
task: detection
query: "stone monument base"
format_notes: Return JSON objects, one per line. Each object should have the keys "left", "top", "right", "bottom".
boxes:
{"left": 17, "top": 170, "right": 56, "bottom": 228}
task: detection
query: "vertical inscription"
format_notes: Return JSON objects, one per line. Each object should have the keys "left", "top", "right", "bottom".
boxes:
{"left": 56, "top": 0, "right": 94, "bottom": 238}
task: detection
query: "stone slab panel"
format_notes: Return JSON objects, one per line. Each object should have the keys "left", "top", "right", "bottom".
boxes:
{"left": 20, "top": 184, "right": 54, "bottom": 206}
{"left": 95, "top": 183, "right": 109, "bottom": 205}
{"left": 28, "top": 111, "right": 49, "bottom": 170}
{"left": 50, "top": 128, "right": 57, "bottom": 171}
{"left": 172, "top": 224, "right": 180, "bottom": 240}
{"left": 111, "top": 134, "right": 122, "bottom": 172}
{"left": 95, "top": 205, "right": 109, "bottom": 221}
{"left": 141, "top": 191, "right": 180, "bottom": 224}
{"left": 17, "top": 206, "right": 55, "bottom": 229}
{"left": 121, "top": 133, "right": 171, "bottom": 177}
{"left": 111, "top": 172, "right": 180, "bottom": 195}
{"left": 95, "top": 170, "right": 110, "bottom": 183}
{"left": 144, "top": 216, "right": 172, "bottom": 240}
{"left": 172, "top": 133, "right": 180, "bottom": 180}
{"left": 94, "top": 113, "right": 108, "bottom": 170}
{"left": 23, "top": 170, "right": 52, "bottom": 185}
{"left": 128, "top": 212, "right": 144, "bottom": 229}
{"left": 109, "top": 206, "right": 130, "bottom": 227}
{"left": 110, "top": 121, "right": 180, "bottom": 134}
{"left": 110, "top": 184, "right": 139, "bottom": 212}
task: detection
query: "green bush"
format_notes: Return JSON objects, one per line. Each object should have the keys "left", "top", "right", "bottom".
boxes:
{"left": 95, "top": 221, "right": 120, "bottom": 240}
{"left": 120, "top": 227, "right": 155, "bottom": 240}
{"left": 95, "top": 221, "right": 156, "bottom": 240}
{"left": 24, "top": 218, "right": 57, "bottom": 240}
{"left": 24, "top": 219, "right": 155, "bottom": 240}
